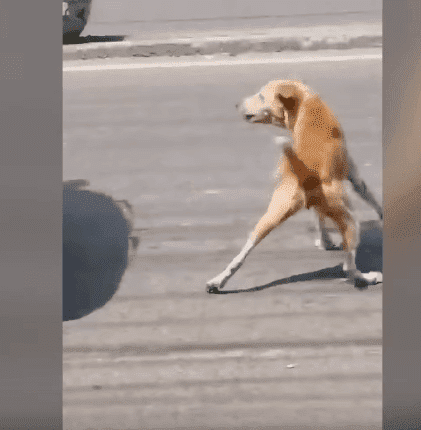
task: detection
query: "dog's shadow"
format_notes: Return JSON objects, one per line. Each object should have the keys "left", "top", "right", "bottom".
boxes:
{"left": 211, "top": 220, "right": 383, "bottom": 294}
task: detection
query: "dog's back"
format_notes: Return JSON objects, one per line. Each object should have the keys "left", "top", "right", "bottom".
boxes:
{"left": 288, "top": 95, "right": 349, "bottom": 183}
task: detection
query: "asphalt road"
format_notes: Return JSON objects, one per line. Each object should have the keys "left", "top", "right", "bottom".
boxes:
{"left": 63, "top": 49, "right": 382, "bottom": 429}
{"left": 82, "top": 0, "right": 381, "bottom": 39}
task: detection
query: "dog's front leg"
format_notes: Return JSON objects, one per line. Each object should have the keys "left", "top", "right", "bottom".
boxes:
{"left": 206, "top": 179, "right": 303, "bottom": 292}
{"left": 206, "top": 238, "right": 256, "bottom": 293}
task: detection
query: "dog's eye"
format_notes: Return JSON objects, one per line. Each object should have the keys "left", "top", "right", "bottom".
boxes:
{"left": 259, "top": 93, "right": 265, "bottom": 102}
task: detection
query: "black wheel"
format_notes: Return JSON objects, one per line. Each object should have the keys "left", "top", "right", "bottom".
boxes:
{"left": 63, "top": 0, "right": 92, "bottom": 44}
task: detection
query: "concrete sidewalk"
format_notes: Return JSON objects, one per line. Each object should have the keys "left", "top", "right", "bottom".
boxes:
{"left": 63, "top": 21, "right": 382, "bottom": 61}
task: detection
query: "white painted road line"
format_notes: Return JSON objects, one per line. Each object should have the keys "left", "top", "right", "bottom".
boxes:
{"left": 63, "top": 53, "right": 382, "bottom": 72}
{"left": 63, "top": 345, "right": 382, "bottom": 367}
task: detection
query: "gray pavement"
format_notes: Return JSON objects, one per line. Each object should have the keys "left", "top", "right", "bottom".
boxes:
{"left": 83, "top": 0, "right": 381, "bottom": 37}
{"left": 64, "top": 1, "right": 382, "bottom": 60}
{"left": 64, "top": 21, "right": 382, "bottom": 60}
{"left": 63, "top": 49, "right": 382, "bottom": 429}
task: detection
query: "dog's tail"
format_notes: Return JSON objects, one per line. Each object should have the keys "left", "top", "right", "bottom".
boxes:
{"left": 347, "top": 157, "right": 383, "bottom": 220}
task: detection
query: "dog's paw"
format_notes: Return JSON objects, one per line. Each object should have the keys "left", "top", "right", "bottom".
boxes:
{"left": 362, "top": 271, "right": 383, "bottom": 284}
{"left": 206, "top": 285, "right": 221, "bottom": 294}
{"left": 354, "top": 277, "right": 370, "bottom": 290}
{"left": 315, "top": 239, "right": 342, "bottom": 251}
{"left": 348, "top": 270, "right": 383, "bottom": 290}
{"left": 206, "top": 276, "right": 227, "bottom": 294}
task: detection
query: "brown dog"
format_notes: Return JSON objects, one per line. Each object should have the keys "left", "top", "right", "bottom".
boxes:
{"left": 206, "top": 79, "right": 383, "bottom": 292}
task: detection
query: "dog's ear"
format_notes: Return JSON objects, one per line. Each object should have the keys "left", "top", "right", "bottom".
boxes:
{"left": 278, "top": 94, "right": 298, "bottom": 114}
{"left": 276, "top": 82, "right": 301, "bottom": 116}
{"left": 277, "top": 93, "right": 299, "bottom": 130}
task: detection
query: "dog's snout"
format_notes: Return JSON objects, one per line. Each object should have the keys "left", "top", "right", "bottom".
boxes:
{"left": 244, "top": 114, "right": 254, "bottom": 121}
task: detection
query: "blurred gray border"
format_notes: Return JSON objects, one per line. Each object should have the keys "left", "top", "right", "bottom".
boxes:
{"left": 3, "top": 0, "right": 421, "bottom": 427}
{"left": 0, "top": 1, "right": 62, "bottom": 429}
{"left": 383, "top": 0, "right": 421, "bottom": 429}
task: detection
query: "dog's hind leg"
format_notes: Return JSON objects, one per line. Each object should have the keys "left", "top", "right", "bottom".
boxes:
{"left": 206, "top": 178, "right": 304, "bottom": 292}
{"left": 348, "top": 157, "right": 383, "bottom": 220}
{"left": 314, "top": 213, "right": 341, "bottom": 250}
{"left": 320, "top": 181, "right": 382, "bottom": 288}
{"left": 336, "top": 211, "right": 382, "bottom": 287}
{"left": 280, "top": 142, "right": 340, "bottom": 251}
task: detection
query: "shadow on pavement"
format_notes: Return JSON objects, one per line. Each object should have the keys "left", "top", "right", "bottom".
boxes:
{"left": 63, "top": 34, "right": 126, "bottom": 45}
{"left": 211, "top": 219, "right": 383, "bottom": 295}
{"left": 63, "top": 180, "right": 138, "bottom": 321}
{"left": 355, "top": 219, "right": 383, "bottom": 273}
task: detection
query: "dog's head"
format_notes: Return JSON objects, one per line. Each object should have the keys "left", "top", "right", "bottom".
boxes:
{"left": 237, "top": 80, "right": 312, "bottom": 131}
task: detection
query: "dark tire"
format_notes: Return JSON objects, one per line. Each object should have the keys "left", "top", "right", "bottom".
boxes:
{"left": 63, "top": 0, "right": 92, "bottom": 44}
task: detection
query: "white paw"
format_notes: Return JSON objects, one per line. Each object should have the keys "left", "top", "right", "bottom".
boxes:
{"left": 346, "top": 269, "right": 383, "bottom": 289}
{"left": 360, "top": 271, "right": 383, "bottom": 284}
{"left": 315, "top": 239, "right": 342, "bottom": 251}
{"left": 206, "top": 274, "right": 229, "bottom": 292}
{"left": 315, "top": 239, "right": 331, "bottom": 250}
